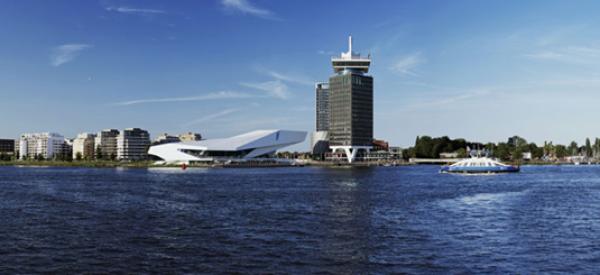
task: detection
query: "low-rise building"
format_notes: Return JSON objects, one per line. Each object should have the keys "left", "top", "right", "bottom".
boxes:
{"left": 73, "top": 133, "right": 96, "bottom": 160}
{"left": 117, "top": 128, "right": 151, "bottom": 161}
{"left": 388, "top": 146, "right": 403, "bottom": 158}
{"left": 179, "top": 132, "right": 202, "bottom": 142}
{"left": 95, "top": 129, "right": 119, "bottom": 159}
{"left": 440, "top": 152, "right": 459, "bottom": 158}
{"left": 372, "top": 139, "right": 389, "bottom": 151}
{"left": 19, "top": 133, "right": 66, "bottom": 160}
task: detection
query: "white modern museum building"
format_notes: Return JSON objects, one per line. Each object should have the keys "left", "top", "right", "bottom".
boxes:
{"left": 148, "top": 130, "right": 306, "bottom": 164}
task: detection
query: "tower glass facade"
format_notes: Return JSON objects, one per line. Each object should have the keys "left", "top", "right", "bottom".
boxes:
{"left": 328, "top": 36, "right": 373, "bottom": 148}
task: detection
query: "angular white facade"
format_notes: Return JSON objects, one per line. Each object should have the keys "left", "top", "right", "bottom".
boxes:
{"left": 148, "top": 130, "right": 307, "bottom": 164}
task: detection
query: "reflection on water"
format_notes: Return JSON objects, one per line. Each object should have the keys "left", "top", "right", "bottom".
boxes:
{"left": 147, "top": 167, "right": 210, "bottom": 174}
{"left": 2, "top": 165, "right": 600, "bottom": 273}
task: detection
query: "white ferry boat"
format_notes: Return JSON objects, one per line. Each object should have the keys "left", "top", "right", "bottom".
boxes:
{"left": 440, "top": 157, "right": 520, "bottom": 174}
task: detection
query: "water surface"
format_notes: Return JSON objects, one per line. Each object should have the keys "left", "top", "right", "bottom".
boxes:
{"left": 1, "top": 165, "right": 600, "bottom": 273}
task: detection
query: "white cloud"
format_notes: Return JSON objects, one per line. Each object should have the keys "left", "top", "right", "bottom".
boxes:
{"left": 403, "top": 89, "right": 492, "bottom": 110}
{"left": 241, "top": 80, "right": 290, "bottom": 99}
{"left": 524, "top": 51, "right": 564, "bottom": 61}
{"left": 105, "top": 6, "right": 165, "bottom": 14}
{"left": 113, "top": 91, "right": 252, "bottom": 106}
{"left": 390, "top": 52, "right": 425, "bottom": 76}
{"left": 265, "top": 70, "right": 314, "bottom": 86}
{"left": 181, "top": 108, "right": 240, "bottom": 127}
{"left": 51, "top": 44, "right": 92, "bottom": 66}
{"left": 524, "top": 46, "right": 600, "bottom": 64}
{"left": 221, "top": 0, "right": 277, "bottom": 20}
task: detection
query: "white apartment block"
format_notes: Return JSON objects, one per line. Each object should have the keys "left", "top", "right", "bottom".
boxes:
{"left": 19, "top": 133, "right": 65, "bottom": 160}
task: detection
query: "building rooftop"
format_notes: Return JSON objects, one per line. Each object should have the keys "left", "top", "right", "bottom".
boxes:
{"left": 331, "top": 35, "right": 371, "bottom": 74}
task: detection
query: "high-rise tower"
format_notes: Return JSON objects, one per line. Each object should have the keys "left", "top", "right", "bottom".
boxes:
{"left": 315, "top": 82, "right": 330, "bottom": 132}
{"left": 328, "top": 36, "right": 373, "bottom": 163}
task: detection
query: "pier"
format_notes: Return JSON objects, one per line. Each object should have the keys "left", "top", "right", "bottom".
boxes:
{"left": 409, "top": 158, "right": 461, "bottom": 164}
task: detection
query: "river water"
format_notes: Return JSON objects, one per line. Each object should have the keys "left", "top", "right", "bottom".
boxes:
{"left": 1, "top": 165, "right": 600, "bottom": 273}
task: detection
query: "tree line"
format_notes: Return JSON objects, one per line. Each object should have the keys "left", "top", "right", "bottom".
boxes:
{"left": 404, "top": 135, "right": 600, "bottom": 161}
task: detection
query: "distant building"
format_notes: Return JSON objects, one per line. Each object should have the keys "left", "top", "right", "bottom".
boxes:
{"left": 19, "top": 133, "right": 65, "bottom": 160}
{"left": 440, "top": 152, "right": 459, "bottom": 158}
{"left": 522, "top": 152, "right": 532, "bottom": 160}
{"left": 372, "top": 139, "right": 389, "bottom": 151}
{"left": 328, "top": 36, "right": 373, "bottom": 163}
{"left": 117, "top": 128, "right": 151, "bottom": 161}
{"left": 179, "top": 132, "right": 202, "bottom": 142}
{"left": 315, "top": 82, "right": 330, "bottom": 132}
{"left": 153, "top": 133, "right": 181, "bottom": 145}
{"left": 95, "top": 129, "right": 119, "bottom": 159}
{"left": 72, "top": 133, "right": 96, "bottom": 160}
{"left": 388, "top": 147, "right": 403, "bottom": 158}
{"left": 0, "top": 139, "right": 15, "bottom": 156}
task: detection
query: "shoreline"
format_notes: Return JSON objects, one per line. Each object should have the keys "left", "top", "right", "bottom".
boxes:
{"left": 0, "top": 160, "right": 595, "bottom": 169}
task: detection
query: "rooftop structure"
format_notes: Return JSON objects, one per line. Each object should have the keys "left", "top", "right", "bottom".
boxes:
{"left": 331, "top": 35, "right": 371, "bottom": 74}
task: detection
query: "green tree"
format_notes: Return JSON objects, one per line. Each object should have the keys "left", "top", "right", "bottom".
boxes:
{"left": 516, "top": 137, "right": 528, "bottom": 148}
{"left": 586, "top": 138, "right": 592, "bottom": 157}
{"left": 96, "top": 147, "right": 103, "bottom": 160}
{"left": 496, "top": 142, "right": 511, "bottom": 160}
{"left": 528, "top": 143, "right": 543, "bottom": 159}
{"left": 555, "top": 145, "right": 568, "bottom": 158}
{"left": 543, "top": 141, "right": 554, "bottom": 158}
{"left": 569, "top": 141, "right": 579, "bottom": 156}
{"left": 75, "top": 152, "right": 83, "bottom": 161}
{"left": 513, "top": 147, "right": 523, "bottom": 162}
{"left": 414, "top": 135, "right": 433, "bottom": 158}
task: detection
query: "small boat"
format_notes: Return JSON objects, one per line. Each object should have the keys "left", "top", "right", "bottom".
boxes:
{"left": 440, "top": 157, "right": 519, "bottom": 174}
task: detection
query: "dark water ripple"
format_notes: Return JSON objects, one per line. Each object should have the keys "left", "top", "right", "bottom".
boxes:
{"left": 2, "top": 165, "right": 600, "bottom": 273}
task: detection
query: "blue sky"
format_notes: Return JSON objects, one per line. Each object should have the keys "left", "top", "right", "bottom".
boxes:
{"left": 3, "top": 0, "right": 600, "bottom": 150}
